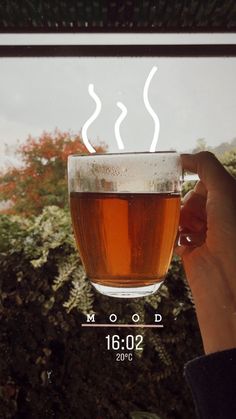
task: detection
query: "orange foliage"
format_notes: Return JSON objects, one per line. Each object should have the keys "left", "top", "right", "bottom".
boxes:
{"left": 0, "top": 129, "right": 106, "bottom": 215}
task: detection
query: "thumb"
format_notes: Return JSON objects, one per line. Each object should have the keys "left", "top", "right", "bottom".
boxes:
{"left": 181, "top": 151, "right": 234, "bottom": 192}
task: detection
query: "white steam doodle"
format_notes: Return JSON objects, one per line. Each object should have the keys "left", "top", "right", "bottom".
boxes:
{"left": 82, "top": 84, "right": 102, "bottom": 154}
{"left": 114, "top": 102, "right": 127, "bottom": 150}
{"left": 143, "top": 66, "right": 160, "bottom": 153}
{"left": 82, "top": 66, "right": 159, "bottom": 154}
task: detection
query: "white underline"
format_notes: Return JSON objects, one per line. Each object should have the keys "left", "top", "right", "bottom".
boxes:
{"left": 81, "top": 324, "right": 164, "bottom": 328}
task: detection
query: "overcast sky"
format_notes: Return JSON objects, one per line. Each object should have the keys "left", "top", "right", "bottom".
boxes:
{"left": 0, "top": 34, "right": 236, "bottom": 164}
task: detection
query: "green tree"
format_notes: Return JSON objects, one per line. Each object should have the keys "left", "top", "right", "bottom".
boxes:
{"left": 220, "top": 148, "right": 236, "bottom": 178}
{"left": 192, "top": 138, "right": 208, "bottom": 153}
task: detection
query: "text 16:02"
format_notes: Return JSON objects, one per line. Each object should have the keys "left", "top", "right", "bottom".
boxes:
{"left": 105, "top": 334, "right": 143, "bottom": 351}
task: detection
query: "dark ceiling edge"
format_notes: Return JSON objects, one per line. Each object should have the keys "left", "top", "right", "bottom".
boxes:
{"left": 1, "top": 44, "right": 236, "bottom": 57}
{"left": 1, "top": 28, "right": 236, "bottom": 34}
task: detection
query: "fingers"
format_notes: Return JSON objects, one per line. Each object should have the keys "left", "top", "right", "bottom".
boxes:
{"left": 182, "top": 181, "right": 207, "bottom": 205}
{"left": 174, "top": 236, "right": 194, "bottom": 257}
{"left": 175, "top": 180, "right": 207, "bottom": 257}
{"left": 181, "top": 152, "right": 234, "bottom": 192}
{"left": 180, "top": 187, "right": 207, "bottom": 229}
{"left": 193, "top": 180, "right": 207, "bottom": 198}
{"left": 175, "top": 227, "right": 206, "bottom": 257}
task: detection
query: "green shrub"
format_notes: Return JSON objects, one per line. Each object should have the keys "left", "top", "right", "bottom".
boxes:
{"left": 0, "top": 207, "right": 202, "bottom": 419}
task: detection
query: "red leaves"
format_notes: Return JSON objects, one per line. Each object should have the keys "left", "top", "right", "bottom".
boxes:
{"left": 0, "top": 129, "right": 106, "bottom": 215}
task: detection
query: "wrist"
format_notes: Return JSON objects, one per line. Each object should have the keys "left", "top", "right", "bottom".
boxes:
{"left": 183, "top": 250, "right": 236, "bottom": 354}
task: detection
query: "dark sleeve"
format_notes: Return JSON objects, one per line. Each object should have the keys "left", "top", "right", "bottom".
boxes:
{"left": 184, "top": 348, "right": 236, "bottom": 419}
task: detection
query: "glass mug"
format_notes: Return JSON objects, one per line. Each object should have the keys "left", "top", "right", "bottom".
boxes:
{"left": 68, "top": 152, "right": 182, "bottom": 298}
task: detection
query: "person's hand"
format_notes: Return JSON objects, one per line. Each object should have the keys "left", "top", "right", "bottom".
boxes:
{"left": 176, "top": 151, "right": 236, "bottom": 354}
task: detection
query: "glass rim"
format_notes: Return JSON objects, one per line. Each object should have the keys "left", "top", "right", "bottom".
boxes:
{"left": 68, "top": 150, "right": 178, "bottom": 158}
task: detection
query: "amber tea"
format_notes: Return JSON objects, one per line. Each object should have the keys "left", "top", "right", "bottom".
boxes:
{"left": 68, "top": 152, "right": 182, "bottom": 298}
{"left": 70, "top": 192, "right": 180, "bottom": 285}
